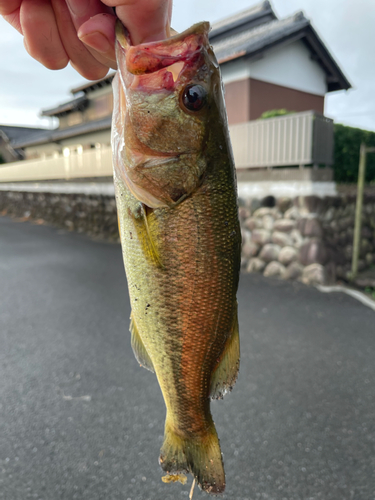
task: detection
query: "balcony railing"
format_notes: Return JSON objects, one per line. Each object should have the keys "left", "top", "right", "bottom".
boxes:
{"left": 229, "top": 111, "right": 334, "bottom": 169}
{"left": 0, "top": 111, "right": 334, "bottom": 183}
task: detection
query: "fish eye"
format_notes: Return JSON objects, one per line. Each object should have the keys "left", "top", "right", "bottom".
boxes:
{"left": 180, "top": 84, "right": 207, "bottom": 112}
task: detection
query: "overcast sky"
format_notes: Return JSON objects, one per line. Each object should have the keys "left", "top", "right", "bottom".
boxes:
{"left": 1, "top": 0, "right": 374, "bottom": 131}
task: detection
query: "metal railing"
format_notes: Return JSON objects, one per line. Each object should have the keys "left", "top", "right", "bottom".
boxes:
{"left": 229, "top": 111, "right": 334, "bottom": 168}
{"left": 0, "top": 111, "right": 334, "bottom": 183}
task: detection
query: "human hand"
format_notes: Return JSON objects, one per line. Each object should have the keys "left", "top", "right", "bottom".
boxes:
{"left": 0, "top": 0, "right": 173, "bottom": 80}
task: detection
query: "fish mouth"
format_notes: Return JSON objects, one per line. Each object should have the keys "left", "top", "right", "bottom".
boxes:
{"left": 115, "top": 21, "right": 210, "bottom": 90}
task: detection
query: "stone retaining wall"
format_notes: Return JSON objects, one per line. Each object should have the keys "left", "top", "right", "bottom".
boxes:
{"left": 239, "top": 194, "right": 375, "bottom": 285}
{"left": 0, "top": 190, "right": 119, "bottom": 242}
{"left": 1, "top": 188, "right": 375, "bottom": 286}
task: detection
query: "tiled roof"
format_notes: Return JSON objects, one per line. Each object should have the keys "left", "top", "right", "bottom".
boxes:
{"left": 0, "top": 125, "right": 47, "bottom": 144}
{"left": 41, "top": 95, "right": 88, "bottom": 117}
{"left": 210, "top": 1, "right": 277, "bottom": 41}
{"left": 212, "top": 11, "right": 309, "bottom": 63}
{"left": 12, "top": 116, "right": 112, "bottom": 149}
{"left": 70, "top": 73, "right": 116, "bottom": 95}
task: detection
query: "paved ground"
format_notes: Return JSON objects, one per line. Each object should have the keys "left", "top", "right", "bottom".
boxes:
{"left": 1, "top": 216, "right": 374, "bottom": 500}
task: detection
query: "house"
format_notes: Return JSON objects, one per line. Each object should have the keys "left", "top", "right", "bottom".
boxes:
{"left": 0, "top": 125, "right": 47, "bottom": 162}
{"left": 5, "top": 0, "right": 350, "bottom": 162}
{"left": 211, "top": 1, "right": 350, "bottom": 124}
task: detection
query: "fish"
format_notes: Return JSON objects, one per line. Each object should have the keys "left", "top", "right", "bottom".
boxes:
{"left": 111, "top": 20, "right": 241, "bottom": 495}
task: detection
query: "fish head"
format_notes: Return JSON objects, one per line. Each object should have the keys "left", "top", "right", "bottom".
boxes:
{"left": 112, "top": 21, "right": 224, "bottom": 208}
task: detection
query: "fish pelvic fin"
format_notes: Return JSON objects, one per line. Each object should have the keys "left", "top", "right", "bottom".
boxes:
{"left": 159, "top": 419, "right": 225, "bottom": 495}
{"left": 130, "top": 312, "right": 155, "bottom": 373}
{"left": 210, "top": 303, "right": 240, "bottom": 400}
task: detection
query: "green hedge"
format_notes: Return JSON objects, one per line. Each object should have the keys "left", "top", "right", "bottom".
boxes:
{"left": 260, "top": 109, "right": 294, "bottom": 119}
{"left": 333, "top": 123, "right": 375, "bottom": 183}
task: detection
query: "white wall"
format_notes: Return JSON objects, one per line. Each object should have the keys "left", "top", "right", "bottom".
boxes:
{"left": 220, "top": 40, "right": 327, "bottom": 96}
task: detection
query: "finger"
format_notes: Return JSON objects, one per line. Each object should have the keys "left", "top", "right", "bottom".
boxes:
{"left": 77, "top": 13, "right": 117, "bottom": 69}
{"left": 0, "top": 0, "right": 21, "bottom": 16}
{"left": 51, "top": 0, "right": 110, "bottom": 80}
{"left": 20, "top": 0, "right": 69, "bottom": 70}
{"left": 2, "top": 7, "right": 22, "bottom": 34}
{"left": 101, "top": 0, "right": 170, "bottom": 44}
{"left": 64, "top": 0, "right": 116, "bottom": 75}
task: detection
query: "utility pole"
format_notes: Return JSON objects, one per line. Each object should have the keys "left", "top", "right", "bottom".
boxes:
{"left": 351, "top": 144, "right": 375, "bottom": 279}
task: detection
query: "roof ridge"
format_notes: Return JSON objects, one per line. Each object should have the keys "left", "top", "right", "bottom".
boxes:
{"left": 210, "top": 1, "right": 277, "bottom": 35}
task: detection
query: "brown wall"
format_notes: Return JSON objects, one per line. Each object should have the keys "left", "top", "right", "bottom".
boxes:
{"left": 249, "top": 78, "right": 325, "bottom": 120}
{"left": 224, "top": 77, "right": 325, "bottom": 125}
{"left": 223, "top": 79, "right": 251, "bottom": 125}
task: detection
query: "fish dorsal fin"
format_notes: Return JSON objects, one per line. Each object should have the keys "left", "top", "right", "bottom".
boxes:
{"left": 130, "top": 313, "right": 155, "bottom": 373}
{"left": 210, "top": 304, "right": 240, "bottom": 400}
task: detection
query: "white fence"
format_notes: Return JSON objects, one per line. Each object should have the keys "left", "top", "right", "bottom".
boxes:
{"left": 0, "top": 111, "right": 334, "bottom": 183}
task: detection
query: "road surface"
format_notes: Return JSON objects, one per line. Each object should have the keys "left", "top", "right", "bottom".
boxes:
{"left": 1, "top": 216, "right": 374, "bottom": 500}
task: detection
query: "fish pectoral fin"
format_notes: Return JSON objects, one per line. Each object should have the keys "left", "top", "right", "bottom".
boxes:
{"left": 130, "top": 313, "right": 155, "bottom": 373}
{"left": 209, "top": 304, "right": 240, "bottom": 400}
{"left": 130, "top": 203, "right": 164, "bottom": 269}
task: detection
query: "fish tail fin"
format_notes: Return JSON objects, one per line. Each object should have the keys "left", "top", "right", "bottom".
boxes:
{"left": 159, "top": 418, "right": 225, "bottom": 495}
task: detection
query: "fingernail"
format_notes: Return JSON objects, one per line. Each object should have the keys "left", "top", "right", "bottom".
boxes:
{"left": 66, "top": 0, "right": 91, "bottom": 17}
{"left": 78, "top": 31, "right": 111, "bottom": 53}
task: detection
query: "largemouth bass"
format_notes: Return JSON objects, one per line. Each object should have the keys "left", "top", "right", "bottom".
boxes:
{"left": 111, "top": 20, "right": 241, "bottom": 495}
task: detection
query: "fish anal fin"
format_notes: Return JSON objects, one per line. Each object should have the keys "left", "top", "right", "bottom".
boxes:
{"left": 129, "top": 203, "right": 163, "bottom": 269}
{"left": 210, "top": 305, "right": 240, "bottom": 400}
{"left": 130, "top": 313, "right": 155, "bottom": 373}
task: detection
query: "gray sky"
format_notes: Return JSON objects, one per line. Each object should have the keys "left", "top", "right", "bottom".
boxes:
{"left": 1, "top": 0, "right": 374, "bottom": 131}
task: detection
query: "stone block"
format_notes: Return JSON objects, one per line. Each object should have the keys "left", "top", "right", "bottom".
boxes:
{"left": 297, "top": 218, "right": 323, "bottom": 238}
{"left": 302, "top": 263, "right": 326, "bottom": 286}
{"left": 301, "top": 195, "right": 326, "bottom": 214}
{"left": 247, "top": 258, "right": 266, "bottom": 273}
{"left": 278, "top": 246, "right": 298, "bottom": 266}
{"left": 284, "top": 206, "right": 303, "bottom": 220}
{"left": 242, "top": 241, "right": 260, "bottom": 259}
{"left": 264, "top": 261, "right": 286, "bottom": 278}
{"left": 290, "top": 229, "right": 304, "bottom": 249}
{"left": 244, "top": 217, "right": 263, "bottom": 231}
{"left": 272, "top": 231, "right": 293, "bottom": 247}
{"left": 259, "top": 244, "right": 281, "bottom": 263}
{"left": 273, "top": 219, "right": 296, "bottom": 232}
{"left": 262, "top": 215, "right": 274, "bottom": 231}
{"left": 277, "top": 197, "right": 293, "bottom": 213}
{"left": 238, "top": 206, "right": 250, "bottom": 221}
{"left": 299, "top": 240, "right": 328, "bottom": 266}
{"left": 252, "top": 229, "right": 272, "bottom": 245}
{"left": 253, "top": 207, "right": 275, "bottom": 218}
{"left": 283, "top": 262, "right": 304, "bottom": 280}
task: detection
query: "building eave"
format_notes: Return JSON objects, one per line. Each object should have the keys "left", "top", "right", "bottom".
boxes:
{"left": 70, "top": 73, "right": 116, "bottom": 95}
{"left": 41, "top": 95, "right": 88, "bottom": 118}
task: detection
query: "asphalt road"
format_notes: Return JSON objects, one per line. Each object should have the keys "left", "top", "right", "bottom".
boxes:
{"left": 1, "top": 216, "right": 375, "bottom": 500}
